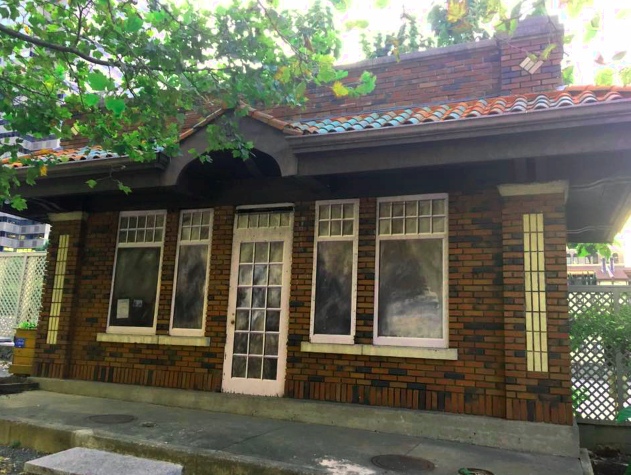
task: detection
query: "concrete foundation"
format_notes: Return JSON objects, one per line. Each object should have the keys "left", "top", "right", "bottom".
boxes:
{"left": 29, "top": 377, "right": 581, "bottom": 458}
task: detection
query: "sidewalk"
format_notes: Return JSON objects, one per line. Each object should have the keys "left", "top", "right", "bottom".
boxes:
{"left": 0, "top": 390, "right": 584, "bottom": 475}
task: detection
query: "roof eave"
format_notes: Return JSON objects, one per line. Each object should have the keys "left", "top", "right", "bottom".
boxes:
{"left": 286, "top": 100, "right": 631, "bottom": 155}
{"left": 12, "top": 152, "right": 169, "bottom": 179}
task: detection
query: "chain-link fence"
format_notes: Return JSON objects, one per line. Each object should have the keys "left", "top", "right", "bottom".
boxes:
{"left": 0, "top": 252, "right": 47, "bottom": 338}
{"left": 570, "top": 285, "right": 631, "bottom": 424}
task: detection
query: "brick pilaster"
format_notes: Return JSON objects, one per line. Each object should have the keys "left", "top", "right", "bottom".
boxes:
{"left": 34, "top": 212, "right": 88, "bottom": 379}
{"left": 500, "top": 184, "right": 573, "bottom": 424}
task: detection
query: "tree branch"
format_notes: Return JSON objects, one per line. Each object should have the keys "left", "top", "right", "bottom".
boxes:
{"left": 0, "top": 22, "right": 220, "bottom": 74}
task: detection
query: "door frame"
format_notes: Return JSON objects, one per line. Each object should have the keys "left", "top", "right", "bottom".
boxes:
{"left": 222, "top": 207, "right": 294, "bottom": 397}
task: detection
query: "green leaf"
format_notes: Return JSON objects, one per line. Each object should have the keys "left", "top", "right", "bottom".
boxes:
{"left": 345, "top": 20, "right": 369, "bottom": 31}
{"left": 563, "top": 34, "right": 575, "bottom": 44}
{"left": 613, "top": 51, "right": 627, "bottom": 61}
{"left": 125, "top": 14, "right": 143, "bottom": 33}
{"left": 616, "top": 9, "right": 631, "bottom": 19}
{"left": 117, "top": 181, "right": 132, "bottom": 195}
{"left": 595, "top": 68, "right": 614, "bottom": 86}
{"left": 621, "top": 67, "right": 631, "bottom": 86}
{"left": 86, "top": 179, "right": 98, "bottom": 189}
{"left": 10, "top": 195, "right": 27, "bottom": 211}
{"left": 562, "top": 65, "right": 575, "bottom": 85}
{"left": 528, "top": 53, "right": 538, "bottom": 62}
{"left": 328, "top": 0, "right": 351, "bottom": 12}
{"left": 25, "top": 167, "right": 39, "bottom": 186}
{"left": 616, "top": 407, "right": 631, "bottom": 423}
{"left": 374, "top": 0, "right": 389, "bottom": 7}
{"left": 584, "top": 27, "right": 598, "bottom": 43}
{"left": 566, "top": 0, "right": 593, "bottom": 19}
{"left": 104, "top": 96, "right": 126, "bottom": 115}
{"left": 87, "top": 70, "right": 112, "bottom": 92}
{"left": 332, "top": 81, "right": 349, "bottom": 97}
{"left": 295, "top": 81, "right": 307, "bottom": 98}
{"left": 540, "top": 43, "right": 557, "bottom": 61}
{"left": 84, "top": 93, "right": 100, "bottom": 107}
{"left": 510, "top": 1, "right": 523, "bottom": 19}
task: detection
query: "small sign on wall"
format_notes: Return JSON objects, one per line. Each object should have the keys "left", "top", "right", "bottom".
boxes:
{"left": 116, "top": 299, "right": 130, "bottom": 319}
{"left": 14, "top": 338, "right": 26, "bottom": 348}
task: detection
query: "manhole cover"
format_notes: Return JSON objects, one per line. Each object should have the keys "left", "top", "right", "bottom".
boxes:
{"left": 371, "top": 455, "right": 435, "bottom": 472}
{"left": 458, "top": 469, "right": 495, "bottom": 475}
{"left": 87, "top": 414, "right": 137, "bottom": 424}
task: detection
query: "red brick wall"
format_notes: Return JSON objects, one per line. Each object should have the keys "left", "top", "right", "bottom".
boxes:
{"left": 34, "top": 189, "right": 572, "bottom": 424}
{"left": 500, "top": 37, "right": 563, "bottom": 95}
{"left": 285, "top": 192, "right": 509, "bottom": 418}
{"left": 266, "top": 19, "right": 563, "bottom": 122}
{"left": 267, "top": 45, "right": 502, "bottom": 121}
{"left": 501, "top": 193, "right": 573, "bottom": 424}
{"left": 36, "top": 207, "right": 234, "bottom": 391}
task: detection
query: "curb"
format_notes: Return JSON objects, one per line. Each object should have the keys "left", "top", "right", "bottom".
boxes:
{"left": 579, "top": 448, "right": 594, "bottom": 475}
{"left": 0, "top": 416, "right": 323, "bottom": 475}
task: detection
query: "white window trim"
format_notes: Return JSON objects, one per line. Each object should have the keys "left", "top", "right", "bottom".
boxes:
{"left": 169, "top": 209, "right": 214, "bottom": 337}
{"left": 106, "top": 210, "right": 167, "bottom": 335}
{"left": 310, "top": 199, "right": 359, "bottom": 345}
{"left": 374, "top": 193, "right": 449, "bottom": 349}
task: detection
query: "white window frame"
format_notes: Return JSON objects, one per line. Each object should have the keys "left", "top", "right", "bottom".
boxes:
{"left": 107, "top": 210, "right": 167, "bottom": 335}
{"left": 374, "top": 193, "right": 449, "bottom": 349}
{"left": 169, "top": 209, "right": 214, "bottom": 337}
{"left": 309, "top": 199, "right": 359, "bottom": 345}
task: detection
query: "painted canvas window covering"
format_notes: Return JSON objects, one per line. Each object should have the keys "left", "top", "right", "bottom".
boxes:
{"left": 376, "top": 195, "right": 448, "bottom": 347}
{"left": 171, "top": 210, "right": 213, "bottom": 332}
{"left": 108, "top": 211, "right": 166, "bottom": 329}
{"left": 311, "top": 201, "right": 359, "bottom": 342}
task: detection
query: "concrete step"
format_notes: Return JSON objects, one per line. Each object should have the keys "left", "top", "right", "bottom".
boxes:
{"left": 24, "top": 447, "right": 182, "bottom": 475}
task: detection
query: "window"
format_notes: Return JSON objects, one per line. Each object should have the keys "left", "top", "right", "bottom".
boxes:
{"left": 613, "top": 253, "right": 619, "bottom": 264}
{"left": 310, "top": 200, "right": 359, "bottom": 344}
{"left": 566, "top": 253, "right": 571, "bottom": 265}
{"left": 375, "top": 194, "right": 448, "bottom": 348}
{"left": 170, "top": 209, "right": 213, "bottom": 336}
{"left": 108, "top": 210, "right": 166, "bottom": 334}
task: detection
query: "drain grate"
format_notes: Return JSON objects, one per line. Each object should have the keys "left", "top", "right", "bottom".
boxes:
{"left": 87, "top": 414, "right": 137, "bottom": 424}
{"left": 458, "top": 469, "right": 495, "bottom": 475}
{"left": 371, "top": 455, "right": 435, "bottom": 472}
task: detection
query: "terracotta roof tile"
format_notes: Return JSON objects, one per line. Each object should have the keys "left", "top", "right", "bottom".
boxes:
{"left": 5, "top": 85, "right": 628, "bottom": 169}
{"left": 1, "top": 146, "right": 120, "bottom": 168}
{"left": 287, "top": 86, "right": 631, "bottom": 135}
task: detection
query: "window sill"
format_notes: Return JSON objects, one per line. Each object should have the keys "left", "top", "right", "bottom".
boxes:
{"left": 97, "top": 333, "right": 210, "bottom": 347}
{"left": 300, "top": 341, "right": 458, "bottom": 360}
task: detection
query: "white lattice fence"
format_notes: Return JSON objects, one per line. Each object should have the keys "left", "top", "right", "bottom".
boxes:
{"left": 0, "top": 252, "right": 47, "bottom": 337}
{"left": 570, "top": 285, "right": 631, "bottom": 424}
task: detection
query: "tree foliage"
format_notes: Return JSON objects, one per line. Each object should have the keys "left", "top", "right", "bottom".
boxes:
{"left": 360, "top": 0, "right": 630, "bottom": 91}
{"left": 0, "top": 0, "right": 376, "bottom": 209}
{"left": 571, "top": 303, "right": 631, "bottom": 357}
{"left": 567, "top": 242, "right": 616, "bottom": 260}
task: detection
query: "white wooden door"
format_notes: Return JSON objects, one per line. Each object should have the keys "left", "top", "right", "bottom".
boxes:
{"left": 222, "top": 208, "right": 293, "bottom": 396}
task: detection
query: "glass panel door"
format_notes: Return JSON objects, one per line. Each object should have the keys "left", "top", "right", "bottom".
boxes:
{"left": 231, "top": 241, "right": 283, "bottom": 381}
{"left": 223, "top": 210, "right": 292, "bottom": 396}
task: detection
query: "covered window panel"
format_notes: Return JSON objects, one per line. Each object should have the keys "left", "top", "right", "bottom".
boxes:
{"left": 170, "top": 209, "right": 213, "bottom": 335}
{"left": 108, "top": 211, "right": 165, "bottom": 332}
{"left": 109, "top": 248, "right": 161, "bottom": 327}
{"left": 310, "top": 200, "right": 359, "bottom": 344}
{"left": 375, "top": 194, "right": 448, "bottom": 348}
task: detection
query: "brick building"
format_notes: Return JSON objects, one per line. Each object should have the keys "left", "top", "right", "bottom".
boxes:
{"left": 9, "top": 16, "right": 631, "bottom": 441}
